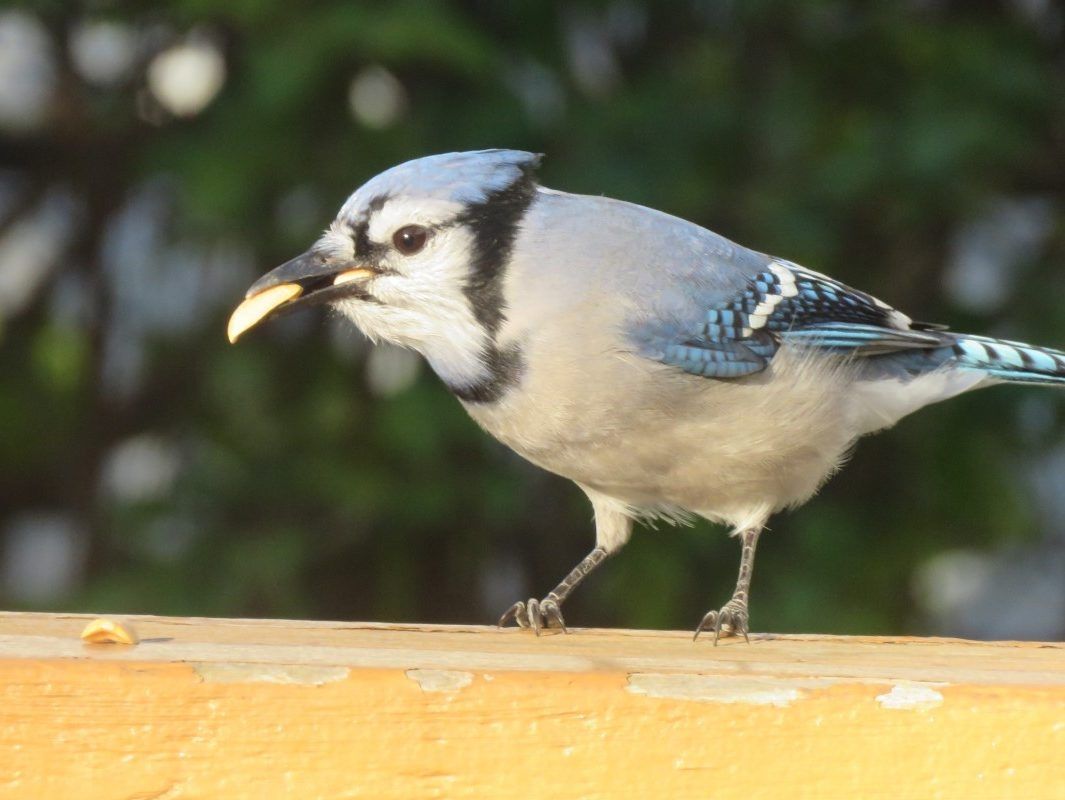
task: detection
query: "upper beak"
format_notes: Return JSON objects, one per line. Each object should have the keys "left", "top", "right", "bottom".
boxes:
{"left": 227, "top": 250, "right": 375, "bottom": 343}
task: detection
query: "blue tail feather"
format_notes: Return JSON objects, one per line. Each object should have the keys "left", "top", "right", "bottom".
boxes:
{"left": 950, "top": 335, "right": 1065, "bottom": 386}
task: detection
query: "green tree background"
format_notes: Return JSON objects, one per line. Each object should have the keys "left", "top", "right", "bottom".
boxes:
{"left": 1, "top": 1, "right": 1063, "bottom": 638}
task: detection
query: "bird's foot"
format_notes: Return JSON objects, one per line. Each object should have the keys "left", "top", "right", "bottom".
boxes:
{"left": 497, "top": 596, "right": 567, "bottom": 635}
{"left": 694, "top": 598, "right": 750, "bottom": 645}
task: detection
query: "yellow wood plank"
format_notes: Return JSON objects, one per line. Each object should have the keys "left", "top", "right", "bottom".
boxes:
{"left": 1, "top": 612, "right": 1062, "bottom": 799}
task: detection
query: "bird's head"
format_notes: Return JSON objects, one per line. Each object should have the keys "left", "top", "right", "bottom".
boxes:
{"left": 227, "top": 149, "right": 541, "bottom": 395}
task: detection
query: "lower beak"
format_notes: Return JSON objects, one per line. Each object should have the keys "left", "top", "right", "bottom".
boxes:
{"left": 227, "top": 250, "right": 375, "bottom": 343}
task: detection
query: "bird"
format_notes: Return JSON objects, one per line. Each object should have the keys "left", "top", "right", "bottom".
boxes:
{"left": 227, "top": 149, "right": 1065, "bottom": 642}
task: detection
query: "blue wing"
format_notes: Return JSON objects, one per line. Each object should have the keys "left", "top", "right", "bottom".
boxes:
{"left": 639, "top": 260, "right": 949, "bottom": 379}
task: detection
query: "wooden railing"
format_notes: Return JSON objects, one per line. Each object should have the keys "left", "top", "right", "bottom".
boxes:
{"left": 1, "top": 612, "right": 1062, "bottom": 798}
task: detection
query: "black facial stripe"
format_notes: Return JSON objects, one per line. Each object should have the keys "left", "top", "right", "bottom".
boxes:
{"left": 448, "top": 342, "right": 525, "bottom": 404}
{"left": 445, "top": 166, "right": 538, "bottom": 404}
{"left": 348, "top": 195, "right": 393, "bottom": 261}
{"left": 458, "top": 168, "right": 538, "bottom": 337}
{"left": 351, "top": 219, "right": 388, "bottom": 261}
{"left": 367, "top": 193, "right": 391, "bottom": 213}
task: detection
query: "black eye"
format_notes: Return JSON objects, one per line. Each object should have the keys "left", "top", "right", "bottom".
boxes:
{"left": 392, "top": 225, "right": 428, "bottom": 255}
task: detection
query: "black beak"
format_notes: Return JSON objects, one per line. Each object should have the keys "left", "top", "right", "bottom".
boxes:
{"left": 246, "top": 250, "right": 339, "bottom": 297}
{"left": 227, "top": 250, "right": 376, "bottom": 343}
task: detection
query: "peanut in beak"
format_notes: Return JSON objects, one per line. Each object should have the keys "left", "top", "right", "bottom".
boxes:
{"left": 226, "top": 283, "right": 303, "bottom": 344}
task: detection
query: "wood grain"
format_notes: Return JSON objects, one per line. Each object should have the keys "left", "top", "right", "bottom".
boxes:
{"left": 1, "top": 612, "right": 1062, "bottom": 799}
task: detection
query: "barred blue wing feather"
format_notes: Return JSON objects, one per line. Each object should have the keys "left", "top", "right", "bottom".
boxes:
{"left": 659, "top": 331, "right": 777, "bottom": 378}
{"left": 643, "top": 259, "right": 950, "bottom": 379}
{"left": 782, "top": 323, "right": 947, "bottom": 353}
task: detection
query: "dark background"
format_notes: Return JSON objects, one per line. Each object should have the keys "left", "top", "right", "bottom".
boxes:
{"left": 2, "top": 1, "right": 1063, "bottom": 639}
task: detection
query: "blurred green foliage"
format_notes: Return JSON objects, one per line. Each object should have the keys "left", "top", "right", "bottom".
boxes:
{"left": 1, "top": 1, "right": 1063, "bottom": 635}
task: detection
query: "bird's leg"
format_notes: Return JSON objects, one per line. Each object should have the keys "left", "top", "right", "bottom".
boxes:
{"left": 694, "top": 526, "right": 762, "bottom": 644}
{"left": 498, "top": 546, "right": 609, "bottom": 635}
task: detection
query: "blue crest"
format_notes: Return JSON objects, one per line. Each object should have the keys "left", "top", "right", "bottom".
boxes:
{"left": 338, "top": 150, "right": 541, "bottom": 222}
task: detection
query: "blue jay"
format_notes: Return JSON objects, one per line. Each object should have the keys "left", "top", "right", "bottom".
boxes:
{"left": 228, "top": 150, "right": 1065, "bottom": 641}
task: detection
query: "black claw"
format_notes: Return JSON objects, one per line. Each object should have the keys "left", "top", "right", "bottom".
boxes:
{"left": 693, "top": 601, "right": 750, "bottom": 645}
{"left": 693, "top": 609, "right": 716, "bottom": 642}
{"left": 498, "top": 596, "right": 569, "bottom": 634}
{"left": 528, "top": 598, "right": 541, "bottom": 636}
{"left": 497, "top": 601, "right": 524, "bottom": 628}
{"left": 544, "top": 602, "right": 567, "bottom": 633}
{"left": 713, "top": 617, "right": 724, "bottom": 645}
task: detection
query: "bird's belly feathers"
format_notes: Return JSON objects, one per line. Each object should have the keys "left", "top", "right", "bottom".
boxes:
{"left": 464, "top": 345, "right": 863, "bottom": 528}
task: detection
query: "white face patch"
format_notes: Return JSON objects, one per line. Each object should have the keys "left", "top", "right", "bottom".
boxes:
{"left": 366, "top": 196, "right": 465, "bottom": 244}
{"left": 318, "top": 227, "right": 356, "bottom": 261}
{"left": 330, "top": 222, "right": 494, "bottom": 391}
